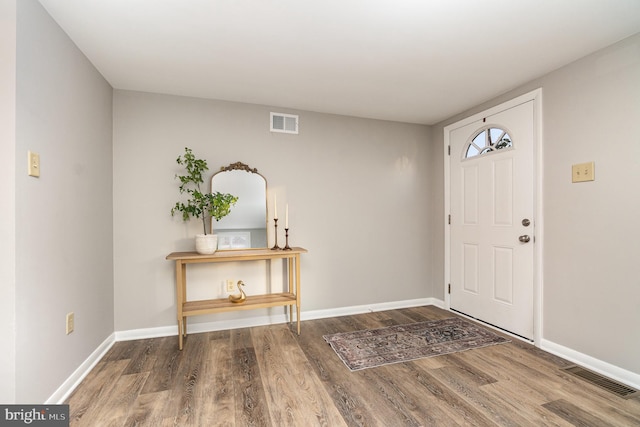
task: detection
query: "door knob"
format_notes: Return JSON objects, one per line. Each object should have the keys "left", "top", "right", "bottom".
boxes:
{"left": 519, "top": 235, "right": 531, "bottom": 243}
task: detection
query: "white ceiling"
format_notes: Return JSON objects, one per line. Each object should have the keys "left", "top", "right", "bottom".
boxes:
{"left": 38, "top": 0, "right": 640, "bottom": 125}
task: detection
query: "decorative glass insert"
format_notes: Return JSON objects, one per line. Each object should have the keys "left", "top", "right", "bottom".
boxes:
{"left": 464, "top": 126, "right": 513, "bottom": 159}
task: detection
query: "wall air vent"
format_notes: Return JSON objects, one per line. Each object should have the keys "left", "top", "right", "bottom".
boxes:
{"left": 270, "top": 112, "right": 299, "bottom": 134}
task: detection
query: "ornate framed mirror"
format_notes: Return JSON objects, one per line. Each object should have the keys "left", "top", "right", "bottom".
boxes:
{"left": 210, "top": 162, "right": 267, "bottom": 249}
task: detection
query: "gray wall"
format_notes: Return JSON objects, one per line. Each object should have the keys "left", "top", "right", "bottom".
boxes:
{"left": 113, "top": 91, "right": 433, "bottom": 331}
{"left": 14, "top": 0, "right": 114, "bottom": 402}
{"left": 432, "top": 33, "right": 640, "bottom": 374}
{"left": 7, "top": 0, "right": 638, "bottom": 402}
{"left": 0, "top": 0, "right": 17, "bottom": 403}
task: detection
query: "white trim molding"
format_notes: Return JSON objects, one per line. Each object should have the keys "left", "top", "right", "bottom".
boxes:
{"left": 46, "top": 333, "right": 116, "bottom": 404}
{"left": 114, "top": 313, "right": 291, "bottom": 342}
{"left": 115, "top": 297, "right": 444, "bottom": 342}
{"left": 302, "top": 298, "right": 443, "bottom": 321}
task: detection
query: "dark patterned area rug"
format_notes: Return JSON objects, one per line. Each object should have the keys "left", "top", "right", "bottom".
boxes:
{"left": 323, "top": 317, "right": 510, "bottom": 371}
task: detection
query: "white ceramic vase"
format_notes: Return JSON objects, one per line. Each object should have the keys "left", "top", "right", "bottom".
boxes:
{"left": 195, "top": 234, "right": 218, "bottom": 255}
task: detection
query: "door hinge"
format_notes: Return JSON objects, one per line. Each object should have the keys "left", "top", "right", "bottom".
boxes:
{"left": 448, "top": 283, "right": 451, "bottom": 294}
{"left": 448, "top": 214, "right": 451, "bottom": 225}
{"left": 448, "top": 145, "right": 451, "bottom": 156}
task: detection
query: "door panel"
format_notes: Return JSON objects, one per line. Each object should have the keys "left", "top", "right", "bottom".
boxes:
{"left": 493, "top": 246, "right": 513, "bottom": 303}
{"left": 463, "top": 166, "right": 478, "bottom": 224}
{"left": 450, "top": 100, "right": 534, "bottom": 339}
{"left": 493, "top": 158, "right": 513, "bottom": 226}
{"left": 463, "top": 244, "right": 479, "bottom": 293}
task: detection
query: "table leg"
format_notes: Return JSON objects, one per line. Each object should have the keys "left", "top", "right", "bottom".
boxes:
{"left": 181, "top": 264, "right": 188, "bottom": 340}
{"left": 295, "top": 254, "right": 301, "bottom": 335}
{"left": 288, "top": 257, "right": 294, "bottom": 324}
{"left": 176, "top": 260, "right": 186, "bottom": 350}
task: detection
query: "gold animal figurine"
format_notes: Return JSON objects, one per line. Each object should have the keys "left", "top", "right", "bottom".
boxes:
{"left": 229, "top": 280, "right": 246, "bottom": 303}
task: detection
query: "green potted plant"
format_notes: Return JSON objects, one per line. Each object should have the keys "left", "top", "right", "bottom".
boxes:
{"left": 171, "top": 147, "right": 238, "bottom": 254}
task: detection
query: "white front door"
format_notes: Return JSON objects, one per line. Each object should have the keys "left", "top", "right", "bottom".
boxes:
{"left": 449, "top": 100, "right": 534, "bottom": 340}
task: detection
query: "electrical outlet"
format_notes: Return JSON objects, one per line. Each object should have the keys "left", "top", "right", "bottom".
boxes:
{"left": 226, "top": 280, "right": 235, "bottom": 293}
{"left": 66, "top": 312, "right": 74, "bottom": 335}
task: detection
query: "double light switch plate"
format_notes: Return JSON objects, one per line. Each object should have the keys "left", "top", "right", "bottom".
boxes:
{"left": 572, "top": 161, "right": 595, "bottom": 183}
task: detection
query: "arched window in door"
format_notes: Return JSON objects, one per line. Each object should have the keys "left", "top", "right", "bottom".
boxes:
{"left": 464, "top": 126, "right": 513, "bottom": 159}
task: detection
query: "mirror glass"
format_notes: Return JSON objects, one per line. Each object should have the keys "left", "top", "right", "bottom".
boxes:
{"left": 211, "top": 162, "right": 267, "bottom": 249}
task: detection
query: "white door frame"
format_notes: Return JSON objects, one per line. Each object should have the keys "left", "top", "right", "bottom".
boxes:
{"left": 443, "top": 88, "right": 544, "bottom": 345}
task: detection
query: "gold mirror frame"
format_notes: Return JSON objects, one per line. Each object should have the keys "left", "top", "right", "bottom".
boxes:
{"left": 210, "top": 162, "right": 268, "bottom": 250}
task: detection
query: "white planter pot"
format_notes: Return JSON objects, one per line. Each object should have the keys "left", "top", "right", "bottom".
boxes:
{"left": 195, "top": 234, "right": 218, "bottom": 255}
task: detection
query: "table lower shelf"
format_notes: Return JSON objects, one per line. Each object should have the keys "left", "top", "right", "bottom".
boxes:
{"left": 182, "top": 292, "right": 297, "bottom": 317}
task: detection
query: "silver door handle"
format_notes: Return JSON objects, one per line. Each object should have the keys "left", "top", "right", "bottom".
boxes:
{"left": 519, "top": 235, "right": 531, "bottom": 243}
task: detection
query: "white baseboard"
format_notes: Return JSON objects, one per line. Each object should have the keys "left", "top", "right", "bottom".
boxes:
{"left": 302, "top": 297, "right": 443, "bottom": 321}
{"left": 114, "top": 313, "right": 290, "bottom": 341}
{"left": 46, "top": 333, "right": 115, "bottom": 404}
{"left": 541, "top": 338, "right": 640, "bottom": 390}
{"left": 114, "top": 297, "right": 444, "bottom": 341}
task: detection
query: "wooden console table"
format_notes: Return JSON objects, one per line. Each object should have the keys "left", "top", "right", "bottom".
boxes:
{"left": 166, "top": 247, "right": 307, "bottom": 350}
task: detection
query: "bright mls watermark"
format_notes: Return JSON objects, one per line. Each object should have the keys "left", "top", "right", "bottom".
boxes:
{"left": 1, "top": 405, "right": 68, "bottom": 426}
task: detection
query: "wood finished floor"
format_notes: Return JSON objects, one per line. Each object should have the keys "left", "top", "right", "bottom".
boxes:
{"left": 66, "top": 306, "right": 640, "bottom": 426}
